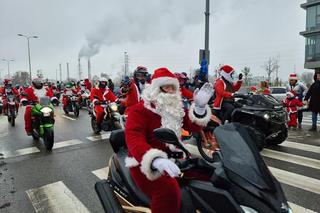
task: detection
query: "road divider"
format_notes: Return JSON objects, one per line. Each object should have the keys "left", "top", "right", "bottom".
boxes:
{"left": 53, "top": 139, "right": 83, "bottom": 150}
{"left": 26, "top": 181, "right": 90, "bottom": 213}
{"left": 2, "top": 147, "right": 40, "bottom": 159}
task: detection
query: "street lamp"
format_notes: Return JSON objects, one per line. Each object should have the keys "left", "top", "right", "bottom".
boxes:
{"left": 1, "top": 59, "right": 14, "bottom": 77}
{"left": 17, "top": 33, "right": 38, "bottom": 82}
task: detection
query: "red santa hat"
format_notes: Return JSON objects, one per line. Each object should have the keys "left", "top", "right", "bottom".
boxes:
{"left": 149, "top": 68, "right": 179, "bottom": 90}
{"left": 286, "top": 91, "right": 295, "bottom": 98}
{"left": 219, "top": 65, "right": 236, "bottom": 82}
{"left": 289, "top": 73, "right": 298, "bottom": 80}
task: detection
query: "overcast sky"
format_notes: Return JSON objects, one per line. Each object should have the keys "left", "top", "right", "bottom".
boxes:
{"left": 0, "top": 0, "right": 308, "bottom": 81}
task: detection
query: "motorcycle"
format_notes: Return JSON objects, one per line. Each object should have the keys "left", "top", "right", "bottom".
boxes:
{"left": 63, "top": 91, "right": 80, "bottom": 117}
{"left": 90, "top": 100, "right": 125, "bottom": 134}
{"left": 29, "top": 97, "right": 55, "bottom": 151}
{"left": 95, "top": 124, "right": 292, "bottom": 213}
{"left": 0, "top": 96, "right": 3, "bottom": 114}
{"left": 51, "top": 90, "right": 60, "bottom": 106}
{"left": 79, "top": 89, "right": 91, "bottom": 110}
{"left": 3, "top": 88, "right": 18, "bottom": 127}
{"left": 225, "top": 93, "right": 288, "bottom": 149}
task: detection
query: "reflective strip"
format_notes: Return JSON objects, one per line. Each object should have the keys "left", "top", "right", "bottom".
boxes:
{"left": 280, "top": 141, "right": 320, "bottom": 154}
{"left": 86, "top": 132, "right": 111, "bottom": 141}
{"left": 92, "top": 167, "right": 109, "bottom": 180}
{"left": 26, "top": 181, "right": 90, "bottom": 213}
{"left": 268, "top": 167, "right": 320, "bottom": 195}
{"left": 261, "top": 149, "right": 320, "bottom": 170}
{"left": 2, "top": 147, "right": 41, "bottom": 158}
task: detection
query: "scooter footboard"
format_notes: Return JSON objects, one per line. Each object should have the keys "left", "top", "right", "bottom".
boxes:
{"left": 95, "top": 180, "right": 124, "bottom": 213}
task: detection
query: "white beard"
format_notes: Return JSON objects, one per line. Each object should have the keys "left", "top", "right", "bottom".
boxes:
{"left": 34, "top": 88, "right": 47, "bottom": 98}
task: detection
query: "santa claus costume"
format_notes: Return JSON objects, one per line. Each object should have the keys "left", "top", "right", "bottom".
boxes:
{"left": 125, "top": 68, "right": 213, "bottom": 213}
{"left": 283, "top": 92, "right": 303, "bottom": 128}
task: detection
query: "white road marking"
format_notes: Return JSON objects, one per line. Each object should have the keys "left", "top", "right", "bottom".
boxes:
{"left": 288, "top": 202, "right": 317, "bottom": 213}
{"left": 26, "top": 181, "right": 90, "bottom": 213}
{"left": 53, "top": 139, "right": 83, "bottom": 150}
{"left": 86, "top": 132, "right": 111, "bottom": 141}
{"left": 2, "top": 147, "right": 41, "bottom": 158}
{"left": 92, "top": 167, "right": 109, "bottom": 180}
{"left": 268, "top": 167, "right": 320, "bottom": 195}
{"left": 261, "top": 149, "right": 320, "bottom": 170}
{"left": 61, "top": 115, "right": 76, "bottom": 121}
{"left": 280, "top": 141, "right": 320, "bottom": 154}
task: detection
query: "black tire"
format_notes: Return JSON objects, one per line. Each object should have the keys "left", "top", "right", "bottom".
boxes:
{"left": 43, "top": 128, "right": 54, "bottom": 151}
{"left": 267, "top": 125, "right": 288, "bottom": 146}
{"left": 91, "top": 116, "right": 101, "bottom": 134}
{"left": 63, "top": 107, "right": 69, "bottom": 115}
{"left": 113, "top": 121, "right": 122, "bottom": 130}
{"left": 32, "top": 132, "right": 40, "bottom": 140}
{"left": 74, "top": 105, "right": 80, "bottom": 117}
{"left": 0, "top": 106, "right": 2, "bottom": 114}
{"left": 242, "top": 125, "right": 265, "bottom": 151}
{"left": 10, "top": 108, "right": 15, "bottom": 127}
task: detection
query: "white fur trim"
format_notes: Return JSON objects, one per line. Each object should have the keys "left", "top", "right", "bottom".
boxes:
{"left": 151, "top": 77, "right": 179, "bottom": 90}
{"left": 125, "top": 157, "right": 139, "bottom": 168}
{"left": 20, "top": 98, "right": 28, "bottom": 103}
{"left": 188, "top": 103, "right": 212, "bottom": 127}
{"left": 140, "top": 148, "right": 168, "bottom": 181}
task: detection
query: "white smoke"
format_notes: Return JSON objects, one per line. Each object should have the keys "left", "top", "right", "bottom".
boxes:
{"left": 78, "top": 0, "right": 205, "bottom": 58}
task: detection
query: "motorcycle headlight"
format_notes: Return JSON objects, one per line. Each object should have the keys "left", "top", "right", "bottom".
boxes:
{"left": 263, "top": 113, "right": 270, "bottom": 120}
{"left": 110, "top": 103, "right": 118, "bottom": 111}
{"left": 240, "top": 206, "right": 258, "bottom": 213}
{"left": 40, "top": 107, "right": 53, "bottom": 117}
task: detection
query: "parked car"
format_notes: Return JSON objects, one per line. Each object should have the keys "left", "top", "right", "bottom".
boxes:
{"left": 270, "top": 87, "right": 286, "bottom": 102}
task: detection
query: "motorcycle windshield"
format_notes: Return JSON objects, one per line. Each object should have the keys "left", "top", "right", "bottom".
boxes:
{"left": 39, "top": 96, "right": 51, "bottom": 106}
{"left": 214, "top": 123, "right": 274, "bottom": 190}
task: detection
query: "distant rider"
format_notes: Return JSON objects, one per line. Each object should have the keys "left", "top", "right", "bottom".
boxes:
{"left": 0, "top": 79, "right": 20, "bottom": 115}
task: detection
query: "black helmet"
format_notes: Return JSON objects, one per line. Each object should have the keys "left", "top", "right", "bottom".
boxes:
{"left": 32, "top": 78, "right": 43, "bottom": 90}
{"left": 134, "top": 66, "right": 148, "bottom": 84}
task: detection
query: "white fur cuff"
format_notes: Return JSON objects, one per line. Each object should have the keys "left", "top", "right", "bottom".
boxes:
{"left": 140, "top": 149, "right": 168, "bottom": 181}
{"left": 125, "top": 157, "right": 139, "bottom": 168}
{"left": 189, "top": 103, "right": 212, "bottom": 127}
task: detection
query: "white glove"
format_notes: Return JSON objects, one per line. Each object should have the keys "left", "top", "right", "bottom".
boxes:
{"left": 152, "top": 158, "right": 181, "bottom": 178}
{"left": 193, "top": 83, "right": 214, "bottom": 115}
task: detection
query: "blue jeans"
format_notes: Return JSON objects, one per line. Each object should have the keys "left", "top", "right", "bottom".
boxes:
{"left": 312, "top": 112, "right": 318, "bottom": 127}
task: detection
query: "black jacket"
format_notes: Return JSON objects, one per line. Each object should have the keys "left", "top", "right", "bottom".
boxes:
{"left": 305, "top": 80, "right": 320, "bottom": 113}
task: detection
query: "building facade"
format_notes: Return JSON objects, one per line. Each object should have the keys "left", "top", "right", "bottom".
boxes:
{"left": 301, "top": 0, "right": 320, "bottom": 72}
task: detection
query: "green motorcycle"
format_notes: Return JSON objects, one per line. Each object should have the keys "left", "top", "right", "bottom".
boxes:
{"left": 30, "top": 96, "right": 55, "bottom": 151}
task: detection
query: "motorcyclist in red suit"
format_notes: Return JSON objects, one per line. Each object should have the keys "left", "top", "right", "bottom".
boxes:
{"left": 0, "top": 79, "right": 20, "bottom": 115}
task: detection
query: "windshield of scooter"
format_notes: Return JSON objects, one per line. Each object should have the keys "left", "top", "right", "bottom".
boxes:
{"left": 39, "top": 96, "right": 51, "bottom": 106}
{"left": 214, "top": 123, "right": 274, "bottom": 190}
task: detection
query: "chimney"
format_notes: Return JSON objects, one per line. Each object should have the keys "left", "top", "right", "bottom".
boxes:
{"left": 88, "top": 58, "right": 91, "bottom": 80}
{"left": 78, "top": 57, "right": 82, "bottom": 80}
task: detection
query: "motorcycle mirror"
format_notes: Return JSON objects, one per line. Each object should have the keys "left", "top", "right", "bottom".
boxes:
{"left": 153, "top": 128, "right": 191, "bottom": 158}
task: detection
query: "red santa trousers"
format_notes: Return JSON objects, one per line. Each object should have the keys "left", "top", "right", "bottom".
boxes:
{"left": 24, "top": 105, "right": 32, "bottom": 133}
{"left": 62, "top": 96, "right": 69, "bottom": 108}
{"left": 288, "top": 112, "right": 298, "bottom": 127}
{"left": 130, "top": 166, "right": 181, "bottom": 213}
{"left": 94, "top": 105, "right": 105, "bottom": 124}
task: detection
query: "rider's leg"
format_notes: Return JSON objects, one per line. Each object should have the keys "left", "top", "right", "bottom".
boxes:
{"left": 221, "top": 101, "right": 235, "bottom": 123}
{"left": 94, "top": 105, "right": 104, "bottom": 124}
{"left": 24, "top": 105, "right": 32, "bottom": 135}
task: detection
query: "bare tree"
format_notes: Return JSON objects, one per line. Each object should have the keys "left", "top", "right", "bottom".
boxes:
{"left": 241, "top": 66, "right": 251, "bottom": 86}
{"left": 262, "top": 57, "right": 279, "bottom": 86}
{"left": 300, "top": 72, "right": 314, "bottom": 87}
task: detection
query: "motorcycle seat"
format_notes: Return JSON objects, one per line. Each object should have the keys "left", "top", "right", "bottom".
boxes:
{"left": 113, "top": 149, "right": 151, "bottom": 206}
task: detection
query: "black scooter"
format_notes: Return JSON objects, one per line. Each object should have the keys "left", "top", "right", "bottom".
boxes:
{"left": 95, "top": 123, "right": 292, "bottom": 213}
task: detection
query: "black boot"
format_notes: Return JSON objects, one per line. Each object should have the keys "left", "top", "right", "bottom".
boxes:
{"left": 308, "top": 125, "right": 317, "bottom": 132}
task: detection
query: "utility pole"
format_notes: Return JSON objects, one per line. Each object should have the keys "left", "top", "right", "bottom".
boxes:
{"left": 124, "top": 52, "right": 129, "bottom": 76}
{"left": 59, "top": 63, "right": 62, "bottom": 82}
{"left": 78, "top": 57, "right": 82, "bottom": 80}
{"left": 205, "top": 0, "right": 210, "bottom": 56}
{"left": 66, "top": 62, "right": 70, "bottom": 81}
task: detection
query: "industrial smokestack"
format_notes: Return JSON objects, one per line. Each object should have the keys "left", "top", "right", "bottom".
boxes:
{"left": 78, "top": 57, "right": 82, "bottom": 80}
{"left": 88, "top": 58, "right": 91, "bottom": 80}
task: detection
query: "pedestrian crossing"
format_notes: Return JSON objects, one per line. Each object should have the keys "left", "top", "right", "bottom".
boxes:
{"left": 1, "top": 131, "right": 320, "bottom": 212}
{"left": 302, "top": 115, "right": 320, "bottom": 127}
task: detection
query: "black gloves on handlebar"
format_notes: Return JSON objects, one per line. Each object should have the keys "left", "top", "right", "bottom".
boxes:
{"left": 238, "top": 73, "right": 243, "bottom": 80}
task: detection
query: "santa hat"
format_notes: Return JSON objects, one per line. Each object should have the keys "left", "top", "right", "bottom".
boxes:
{"left": 286, "top": 91, "right": 295, "bottom": 98}
{"left": 289, "top": 73, "right": 298, "bottom": 80}
{"left": 219, "top": 65, "right": 236, "bottom": 82}
{"left": 149, "top": 68, "right": 179, "bottom": 90}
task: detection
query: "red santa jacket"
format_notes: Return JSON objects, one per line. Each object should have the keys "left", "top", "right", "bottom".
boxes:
{"left": 180, "top": 87, "right": 193, "bottom": 100}
{"left": 0, "top": 87, "right": 20, "bottom": 98}
{"left": 213, "top": 78, "right": 242, "bottom": 109}
{"left": 90, "top": 86, "right": 117, "bottom": 104}
{"left": 84, "top": 80, "right": 92, "bottom": 90}
{"left": 283, "top": 98, "right": 303, "bottom": 114}
{"left": 21, "top": 87, "right": 53, "bottom": 102}
{"left": 124, "top": 101, "right": 211, "bottom": 181}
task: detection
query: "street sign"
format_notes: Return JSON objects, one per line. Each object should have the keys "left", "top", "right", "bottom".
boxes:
{"left": 199, "top": 49, "right": 210, "bottom": 65}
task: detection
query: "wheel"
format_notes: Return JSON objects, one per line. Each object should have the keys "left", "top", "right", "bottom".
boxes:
{"left": 32, "top": 132, "right": 40, "bottom": 140}
{"left": 43, "top": 128, "right": 54, "bottom": 151}
{"left": 91, "top": 116, "right": 101, "bottom": 134}
{"left": 74, "top": 105, "right": 80, "bottom": 117}
{"left": 242, "top": 125, "right": 265, "bottom": 151}
{"left": 0, "top": 106, "right": 2, "bottom": 114}
{"left": 10, "top": 108, "right": 15, "bottom": 127}
{"left": 267, "top": 125, "right": 288, "bottom": 146}
{"left": 113, "top": 121, "right": 123, "bottom": 130}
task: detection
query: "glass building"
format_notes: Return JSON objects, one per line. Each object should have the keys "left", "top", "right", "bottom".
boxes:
{"left": 301, "top": 0, "right": 320, "bottom": 72}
